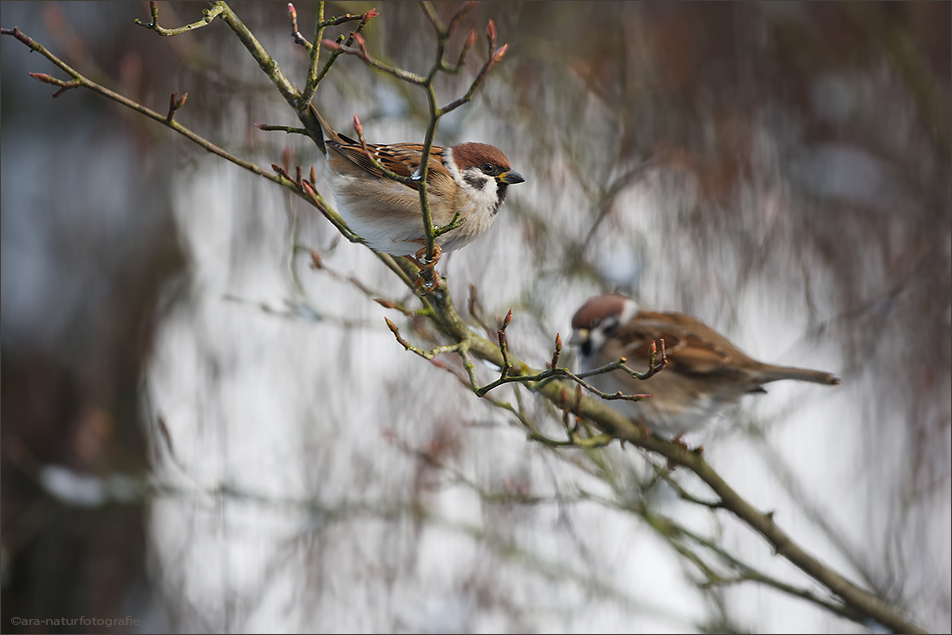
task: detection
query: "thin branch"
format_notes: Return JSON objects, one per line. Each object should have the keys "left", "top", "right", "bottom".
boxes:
{"left": 419, "top": 1, "right": 444, "bottom": 36}
{"left": 384, "top": 318, "right": 464, "bottom": 360}
{"left": 440, "top": 44, "right": 509, "bottom": 115}
{"left": 213, "top": 3, "right": 325, "bottom": 149}
{"left": 301, "top": 5, "right": 378, "bottom": 107}
{"left": 287, "top": 2, "right": 311, "bottom": 49}
{"left": 303, "top": 0, "right": 325, "bottom": 101}
{"left": 669, "top": 516, "right": 869, "bottom": 626}
{"left": 298, "top": 181, "right": 361, "bottom": 244}
{"left": 445, "top": 2, "right": 478, "bottom": 43}
{"left": 496, "top": 309, "right": 514, "bottom": 379}
{"left": 254, "top": 122, "right": 309, "bottom": 135}
{"left": 4, "top": 27, "right": 284, "bottom": 187}
{"left": 467, "top": 283, "right": 494, "bottom": 337}
{"left": 134, "top": 1, "right": 224, "bottom": 36}
{"left": 573, "top": 338, "right": 667, "bottom": 382}
{"left": 320, "top": 38, "right": 426, "bottom": 85}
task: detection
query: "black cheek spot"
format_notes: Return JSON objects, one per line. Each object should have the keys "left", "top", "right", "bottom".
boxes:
{"left": 464, "top": 173, "right": 487, "bottom": 190}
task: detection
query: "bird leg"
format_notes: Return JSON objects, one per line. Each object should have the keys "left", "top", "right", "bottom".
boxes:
{"left": 410, "top": 244, "right": 443, "bottom": 294}
{"left": 408, "top": 243, "right": 442, "bottom": 269}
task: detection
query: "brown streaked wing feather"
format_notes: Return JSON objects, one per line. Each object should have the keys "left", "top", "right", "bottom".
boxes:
{"left": 615, "top": 311, "right": 740, "bottom": 375}
{"left": 328, "top": 141, "right": 446, "bottom": 189}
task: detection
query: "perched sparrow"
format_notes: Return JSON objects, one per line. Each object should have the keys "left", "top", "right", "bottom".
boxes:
{"left": 313, "top": 109, "right": 524, "bottom": 256}
{"left": 570, "top": 294, "right": 840, "bottom": 438}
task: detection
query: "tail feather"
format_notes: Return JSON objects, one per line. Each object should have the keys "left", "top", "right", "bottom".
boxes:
{"left": 307, "top": 103, "right": 335, "bottom": 155}
{"left": 759, "top": 365, "right": 840, "bottom": 386}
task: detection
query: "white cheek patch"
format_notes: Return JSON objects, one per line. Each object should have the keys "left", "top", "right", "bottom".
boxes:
{"left": 445, "top": 149, "right": 499, "bottom": 212}
{"left": 589, "top": 328, "right": 609, "bottom": 356}
{"left": 619, "top": 299, "right": 640, "bottom": 324}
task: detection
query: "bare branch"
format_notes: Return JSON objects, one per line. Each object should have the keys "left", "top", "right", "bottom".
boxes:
{"left": 467, "top": 283, "right": 494, "bottom": 337}
{"left": 419, "top": 1, "right": 444, "bottom": 36}
{"left": 254, "top": 122, "right": 309, "bottom": 135}
{"left": 301, "top": 5, "right": 378, "bottom": 108}
{"left": 4, "top": 26, "right": 286, "bottom": 187}
{"left": 134, "top": 1, "right": 224, "bottom": 36}
{"left": 287, "top": 2, "right": 310, "bottom": 49}
{"left": 440, "top": 43, "right": 509, "bottom": 115}
{"left": 384, "top": 318, "right": 464, "bottom": 360}
{"left": 320, "top": 38, "right": 426, "bottom": 85}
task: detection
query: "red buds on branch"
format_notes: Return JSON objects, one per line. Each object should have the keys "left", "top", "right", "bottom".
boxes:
{"left": 166, "top": 91, "right": 188, "bottom": 122}
{"left": 492, "top": 43, "right": 508, "bottom": 63}
{"left": 550, "top": 333, "right": 562, "bottom": 369}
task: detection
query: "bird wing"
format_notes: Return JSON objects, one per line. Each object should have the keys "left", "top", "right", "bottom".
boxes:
{"left": 328, "top": 140, "right": 447, "bottom": 189}
{"left": 615, "top": 311, "right": 745, "bottom": 376}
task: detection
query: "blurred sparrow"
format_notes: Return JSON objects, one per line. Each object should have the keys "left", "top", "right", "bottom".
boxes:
{"left": 313, "top": 109, "right": 524, "bottom": 257}
{"left": 570, "top": 294, "right": 840, "bottom": 438}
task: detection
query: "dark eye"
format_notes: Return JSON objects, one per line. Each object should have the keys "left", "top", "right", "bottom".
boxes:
{"left": 482, "top": 162, "right": 495, "bottom": 174}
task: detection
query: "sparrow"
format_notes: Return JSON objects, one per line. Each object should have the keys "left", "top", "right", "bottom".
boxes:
{"left": 312, "top": 108, "right": 524, "bottom": 257}
{"left": 570, "top": 294, "right": 840, "bottom": 438}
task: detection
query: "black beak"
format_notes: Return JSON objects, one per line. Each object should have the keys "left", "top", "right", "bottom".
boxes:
{"left": 498, "top": 170, "right": 525, "bottom": 185}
